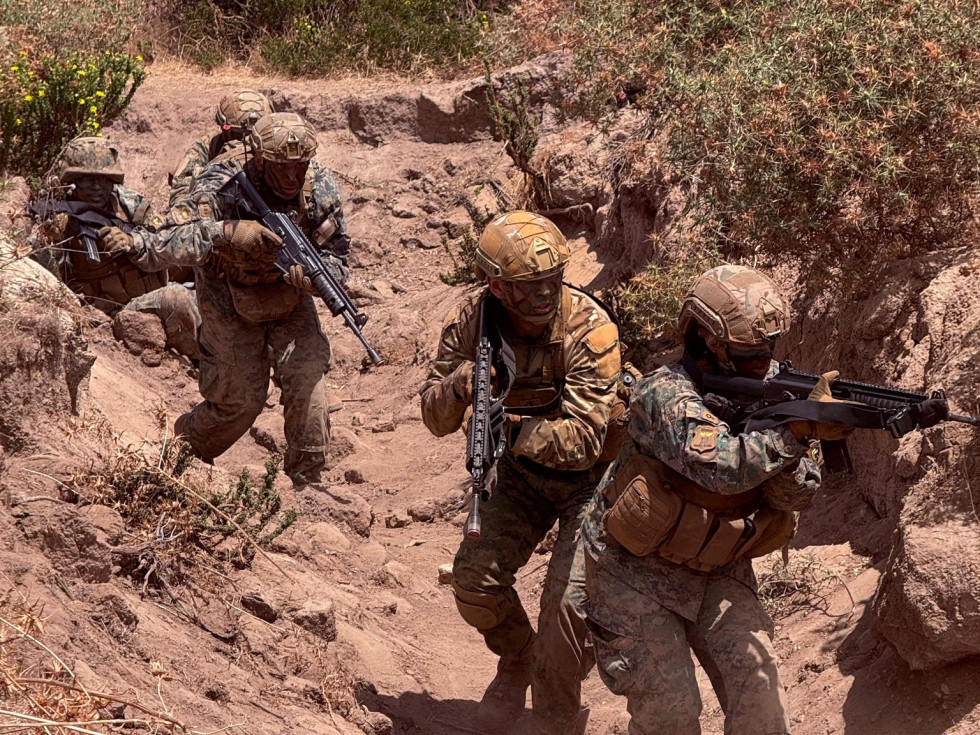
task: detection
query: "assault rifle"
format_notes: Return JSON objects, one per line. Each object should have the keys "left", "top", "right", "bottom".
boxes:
{"left": 464, "top": 300, "right": 514, "bottom": 539}
{"left": 27, "top": 199, "right": 133, "bottom": 264}
{"left": 701, "top": 362, "right": 980, "bottom": 472}
{"left": 228, "top": 170, "right": 383, "bottom": 366}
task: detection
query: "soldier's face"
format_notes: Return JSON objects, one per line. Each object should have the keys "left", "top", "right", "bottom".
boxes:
{"left": 72, "top": 175, "right": 113, "bottom": 209}
{"left": 490, "top": 272, "right": 563, "bottom": 326}
{"left": 260, "top": 158, "right": 309, "bottom": 199}
{"left": 727, "top": 340, "right": 776, "bottom": 379}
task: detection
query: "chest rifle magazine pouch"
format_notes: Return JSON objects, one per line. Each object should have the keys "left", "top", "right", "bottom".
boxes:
{"left": 602, "top": 461, "right": 683, "bottom": 556}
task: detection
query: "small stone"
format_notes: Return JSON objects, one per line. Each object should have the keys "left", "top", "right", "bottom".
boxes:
{"left": 351, "top": 413, "right": 366, "bottom": 427}
{"left": 203, "top": 682, "right": 229, "bottom": 702}
{"left": 385, "top": 513, "right": 412, "bottom": 529}
{"left": 407, "top": 501, "right": 436, "bottom": 523}
{"left": 240, "top": 592, "right": 278, "bottom": 623}
{"left": 345, "top": 468, "right": 367, "bottom": 484}
{"left": 371, "top": 421, "right": 396, "bottom": 433}
{"left": 291, "top": 600, "right": 337, "bottom": 642}
{"left": 438, "top": 564, "right": 454, "bottom": 585}
{"left": 400, "top": 236, "right": 424, "bottom": 250}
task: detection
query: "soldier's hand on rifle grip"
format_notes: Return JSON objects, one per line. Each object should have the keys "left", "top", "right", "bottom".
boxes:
{"left": 789, "top": 370, "right": 855, "bottom": 442}
{"left": 284, "top": 264, "right": 315, "bottom": 294}
{"left": 219, "top": 219, "right": 282, "bottom": 255}
{"left": 98, "top": 226, "right": 135, "bottom": 256}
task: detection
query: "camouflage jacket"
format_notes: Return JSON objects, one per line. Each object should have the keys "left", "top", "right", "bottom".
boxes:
{"left": 131, "top": 157, "right": 350, "bottom": 283}
{"left": 168, "top": 134, "right": 244, "bottom": 208}
{"left": 419, "top": 286, "right": 621, "bottom": 472}
{"left": 582, "top": 361, "right": 822, "bottom": 621}
{"left": 31, "top": 185, "right": 163, "bottom": 278}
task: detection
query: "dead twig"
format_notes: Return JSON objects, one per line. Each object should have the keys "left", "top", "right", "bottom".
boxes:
{"left": 0, "top": 618, "right": 88, "bottom": 697}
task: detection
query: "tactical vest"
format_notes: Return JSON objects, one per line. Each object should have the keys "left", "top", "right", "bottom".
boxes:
{"left": 601, "top": 451, "right": 795, "bottom": 571}
{"left": 491, "top": 287, "right": 635, "bottom": 463}
{"left": 210, "top": 163, "right": 318, "bottom": 323}
{"left": 65, "top": 196, "right": 167, "bottom": 312}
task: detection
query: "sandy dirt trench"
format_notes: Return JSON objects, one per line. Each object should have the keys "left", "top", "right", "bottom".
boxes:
{"left": 3, "top": 64, "right": 979, "bottom": 735}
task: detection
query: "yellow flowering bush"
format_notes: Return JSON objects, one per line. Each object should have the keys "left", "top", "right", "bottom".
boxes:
{"left": 0, "top": 51, "right": 145, "bottom": 179}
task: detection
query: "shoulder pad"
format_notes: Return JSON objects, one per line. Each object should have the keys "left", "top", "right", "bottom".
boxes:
{"left": 583, "top": 322, "right": 619, "bottom": 354}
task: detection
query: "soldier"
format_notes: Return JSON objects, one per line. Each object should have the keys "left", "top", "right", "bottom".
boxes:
{"left": 29, "top": 136, "right": 199, "bottom": 358}
{"left": 99, "top": 112, "right": 351, "bottom": 486}
{"left": 168, "top": 89, "right": 275, "bottom": 208}
{"left": 581, "top": 265, "right": 847, "bottom": 735}
{"left": 419, "top": 212, "right": 624, "bottom": 735}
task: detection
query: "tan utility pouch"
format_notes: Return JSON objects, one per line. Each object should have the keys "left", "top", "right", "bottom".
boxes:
{"left": 228, "top": 281, "right": 300, "bottom": 323}
{"left": 602, "top": 454, "right": 795, "bottom": 571}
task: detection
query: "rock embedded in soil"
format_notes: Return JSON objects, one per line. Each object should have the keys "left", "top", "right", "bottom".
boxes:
{"left": 385, "top": 512, "right": 412, "bottom": 529}
{"left": 292, "top": 600, "right": 337, "bottom": 642}
{"left": 437, "top": 564, "right": 454, "bottom": 585}
{"left": 111, "top": 310, "right": 167, "bottom": 357}
{"left": 240, "top": 591, "right": 279, "bottom": 623}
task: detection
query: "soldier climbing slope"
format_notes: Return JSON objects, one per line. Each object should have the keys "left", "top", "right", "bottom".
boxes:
{"left": 29, "top": 136, "right": 200, "bottom": 360}
{"left": 168, "top": 89, "right": 275, "bottom": 209}
{"left": 420, "top": 211, "right": 627, "bottom": 735}
{"left": 99, "top": 112, "right": 351, "bottom": 487}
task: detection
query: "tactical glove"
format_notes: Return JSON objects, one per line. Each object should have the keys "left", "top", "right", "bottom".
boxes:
{"left": 284, "top": 264, "right": 315, "bottom": 294}
{"left": 218, "top": 220, "right": 282, "bottom": 260}
{"left": 98, "top": 226, "right": 136, "bottom": 256}
{"left": 450, "top": 360, "right": 476, "bottom": 404}
{"left": 789, "top": 371, "right": 855, "bottom": 442}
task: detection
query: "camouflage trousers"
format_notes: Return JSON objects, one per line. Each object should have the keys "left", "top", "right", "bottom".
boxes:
{"left": 453, "top": 452, "right": 604, "bottom": 721}
{"left": 585, "top": 554, "right": 791, "bottom": 735}
{"left": 175, "top": 272, "right": 332, "bottom": 484}
{"left": 126, "top": 283, "right": 202, "bottom": 361}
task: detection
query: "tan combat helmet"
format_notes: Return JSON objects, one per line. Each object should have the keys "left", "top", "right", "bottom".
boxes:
{"left": 57, "top": 136, "right": 125, "bottom": 184}
{"left": 247, "top": 112, "right": 318, "bottom": 163}
{"left": 215, "top": 89, "right": 275, "bottom": 134}
{"left": 677, "top": 265, "right": 790, "bottom": 347}
{"left": 475, "top": 211, "right": 571, "bottom": 281}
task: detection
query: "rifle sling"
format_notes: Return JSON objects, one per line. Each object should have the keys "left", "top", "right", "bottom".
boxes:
{"left": 741, "top": 400, "right": 889, "bottom": 432}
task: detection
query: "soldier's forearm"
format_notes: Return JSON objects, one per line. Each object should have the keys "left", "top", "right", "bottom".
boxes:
{"left": 419, "top": 380, "right": 467, "bottom": 437}
{"left": 130, "top": 221, "right": 219, "bottom": 271}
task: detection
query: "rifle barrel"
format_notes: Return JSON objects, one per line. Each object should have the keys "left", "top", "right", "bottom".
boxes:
{"left": 950, "top": 413, "right": 980, "bottom": 427}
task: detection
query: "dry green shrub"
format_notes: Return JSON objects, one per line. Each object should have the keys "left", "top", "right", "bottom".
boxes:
{"left": 610, "top": 246, "right": 722, "bottom": 354}
{"left": 67, "top": 435, "right": 296, "bottom": 590}
{"left": 561, "top": 0, "right": 980, "bottom": 275}
{"left": 757, "top": 553, "right": 854, "bottom": 621}
{"left": 177, "top": 0, "right": 505, "bottom": 75}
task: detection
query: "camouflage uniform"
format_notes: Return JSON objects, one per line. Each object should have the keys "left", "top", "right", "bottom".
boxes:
{"left": 130, "top": 150, "right": 350, "bottom": 484}
{"left": 582, "top": 362, "right": 821, "bottom": 734}
{"left": 420, "top": 284, "right": 621, "bottom": 728}
{"left": 169, "top": 89, "right": 274, "bottom": 208}
{"left": 169, "top": 137, "right": 242, "bottom": 208}
{"left": 30, "top": 138, "right": 200, "bottom": 359}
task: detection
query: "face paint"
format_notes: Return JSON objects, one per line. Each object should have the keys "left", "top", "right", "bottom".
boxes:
{"left": 728, "top": 340, "right": 776, "bottom": 379}
{"left": 263, "top": 159, "right": 309, "bottom": 200}
{"left": 498, "top": 272, "right": 563, "bottom": 325}
{"left": 72, "top": 175, "right": 114, "bottom": 209}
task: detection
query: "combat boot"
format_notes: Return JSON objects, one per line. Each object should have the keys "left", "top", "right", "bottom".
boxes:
{"left": 476, "top": 632, "right": 535, "bottom": 731}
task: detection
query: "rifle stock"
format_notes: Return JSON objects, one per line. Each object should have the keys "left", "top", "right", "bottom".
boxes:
{"left": 229, "top": 171, "right": 383, "bottom": 366}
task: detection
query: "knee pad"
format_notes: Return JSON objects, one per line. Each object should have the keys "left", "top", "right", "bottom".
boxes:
{"left": 453, "top": 583, "right": 519, "bottom": 631}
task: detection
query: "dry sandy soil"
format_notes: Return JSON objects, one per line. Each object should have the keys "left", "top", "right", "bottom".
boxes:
{"left": 0, "top": 61, "right": 978, "bottom": 735}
